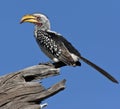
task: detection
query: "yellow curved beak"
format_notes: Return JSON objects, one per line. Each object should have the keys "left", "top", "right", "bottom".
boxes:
{"left": 20, "top": 14, "right": 38, "bottom": 24}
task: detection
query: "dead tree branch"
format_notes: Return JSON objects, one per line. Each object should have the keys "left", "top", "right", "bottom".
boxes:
{"left": 0, "top": 64, "right": 66, "bottom": 109}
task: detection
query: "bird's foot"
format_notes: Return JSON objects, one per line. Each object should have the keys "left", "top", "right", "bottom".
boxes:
{"left": 38, "top": 61, "right": 67, "bottom": 68}
{"left": 38, "top": 61, "right": 53, "bottom": 66}
{"left": 52, "top": 61, "right": 66, "bottom": 68}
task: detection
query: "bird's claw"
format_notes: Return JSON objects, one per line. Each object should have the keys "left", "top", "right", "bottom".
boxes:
{"left": 38, "top": 61, "right": 53, "bottom": 66}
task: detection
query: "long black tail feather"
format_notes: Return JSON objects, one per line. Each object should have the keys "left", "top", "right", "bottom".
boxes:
{"left": 80, "top": 56, "right": 118, "bottom": 84}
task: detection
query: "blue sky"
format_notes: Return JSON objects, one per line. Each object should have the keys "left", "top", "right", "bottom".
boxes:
{"left": 0, "top": 0, "right": 120, "bottom": 109}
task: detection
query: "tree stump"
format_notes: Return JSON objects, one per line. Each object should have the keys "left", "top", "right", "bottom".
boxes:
{"left": 0, "top": 64, "right": 66, "bottom": 109}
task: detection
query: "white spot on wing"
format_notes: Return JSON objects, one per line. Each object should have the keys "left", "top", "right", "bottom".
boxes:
{"left": 70, "top": 53, "right": 79, "bottom": 61}
{"left": 53, "top": 58, "right": 59, "bottom": 62}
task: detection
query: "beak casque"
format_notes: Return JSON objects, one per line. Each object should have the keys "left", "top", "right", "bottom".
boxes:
{"left": 20, "top": 14, "right": 38, "bottom": 24}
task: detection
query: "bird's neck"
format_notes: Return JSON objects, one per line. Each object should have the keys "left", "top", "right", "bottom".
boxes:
{"left": 35, "top": 25, "right": 46, "bottom": 31}
{"left": 34, "top": 25, "right": 50, "bottom": 38}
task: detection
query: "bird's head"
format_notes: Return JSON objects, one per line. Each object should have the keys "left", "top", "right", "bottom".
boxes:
{"left": 20, "top": 13, "right": 50, "bottom": 31}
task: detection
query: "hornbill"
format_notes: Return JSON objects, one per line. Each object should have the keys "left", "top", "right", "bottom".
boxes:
{"left": 20, "top": 13, "right": 118, "bottom": 84}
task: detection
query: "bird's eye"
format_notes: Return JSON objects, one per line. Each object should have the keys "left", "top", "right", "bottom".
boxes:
{"left": 36, "top": 16, "right": 41, "bottom": 21}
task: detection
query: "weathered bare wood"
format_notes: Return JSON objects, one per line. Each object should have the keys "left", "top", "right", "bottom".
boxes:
{"left": 0, "top": 64, "right": 66, "bottom": 109}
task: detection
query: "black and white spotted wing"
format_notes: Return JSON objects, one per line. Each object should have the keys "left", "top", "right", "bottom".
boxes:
{"left": 35, "top": 30, "right": 81, "bottom": 65}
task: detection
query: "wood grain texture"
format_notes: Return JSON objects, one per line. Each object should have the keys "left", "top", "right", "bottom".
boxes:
{"left": 0, "top": 64, "right": 66, "bottom": 109}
